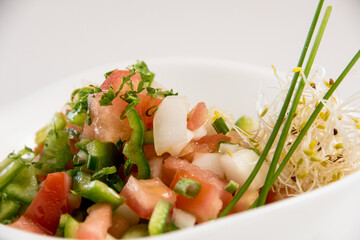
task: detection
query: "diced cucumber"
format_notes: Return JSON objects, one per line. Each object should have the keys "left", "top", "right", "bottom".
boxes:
{"left": 148, "top": 200, "right": 171, "bottom": 236}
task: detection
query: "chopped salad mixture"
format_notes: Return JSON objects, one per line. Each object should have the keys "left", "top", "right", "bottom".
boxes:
{"left": 0, "top": 1, "right": 360, "bottom": 239}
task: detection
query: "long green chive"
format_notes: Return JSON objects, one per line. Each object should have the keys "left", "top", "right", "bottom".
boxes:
{"left": 174, "top": 178, "right": 201, "bottom": 199}
{"left": 257, "top": 6, "right": 332, "bottom": 207}
{"left": 148, "top": 200, "right": 171, "bottom": 236}
{"left": 270, "top": 49, "right": 360, "bottom": 188}
{"left": 212, "top": 117, "right": 230, "bottom": 135}
{"left": 218, "top": 0, "right": 324, "bottom": 218}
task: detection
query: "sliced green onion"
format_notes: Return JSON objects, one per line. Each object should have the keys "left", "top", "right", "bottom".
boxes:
{"left": 212, "top": 117, "right": 230, "bottom": 135}
{"left": 224, "top": 180, "right": 239, "bottom": 194}
{"left": 174, "top": 178, "right": 201, "bottom": 199}
{"left": 257, "top": 5, "right": 332, "bottom": 207}
{"left": 148, "top": 200, "right": 171, "bottom": 236}
{"left": 219, "top": 0, "right": 324, "bottom": 217}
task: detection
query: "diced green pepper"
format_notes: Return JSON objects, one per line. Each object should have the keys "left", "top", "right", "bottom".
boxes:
{"left": 148, "top": 200, "right": 171, "bottom": 236}
{"left": 123, "top": 108, "right": 150, "bottom": 179}
{"left": 73, "top": 170, "right": 124, "bottom": 209}
{"left": 86, "top": 141, "right": 120, "bottom": 171}
{"left": 3, "top": 165, "right": 38, "bottom": 204}
{"left": 35, "top": 112, "right": 67, "bottom": 145}
{"left": 37, "top": 129, "right": 73, "bottom": 174}
{"left": 0, "top": 196, "right": 20, "bottom": 222}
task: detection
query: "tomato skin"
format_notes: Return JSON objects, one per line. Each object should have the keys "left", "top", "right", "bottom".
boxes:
{"left": 22, "top": 172, "right": 72, "bottom": 235}
{"left": 120, "top": 176, "right": 176, "bottom": 219}
{"left": 187, "top": 102, "right": 208, "bottom": 131}
{"left": 76, "top": 204, "right": 112, "bottom": 240}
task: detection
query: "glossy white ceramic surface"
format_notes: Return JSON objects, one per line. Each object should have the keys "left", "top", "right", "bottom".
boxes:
{"left": 0, "top": 59, "right": 359, "bottom": 240}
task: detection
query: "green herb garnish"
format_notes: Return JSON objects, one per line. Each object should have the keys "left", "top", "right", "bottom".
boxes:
{"left": 219, "top": 0, "right": 325, "bottom": 217}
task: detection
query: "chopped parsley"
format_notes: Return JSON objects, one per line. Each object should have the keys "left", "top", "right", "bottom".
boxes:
{"left": 66, "top": 85, "right": 101, "bottom": 126}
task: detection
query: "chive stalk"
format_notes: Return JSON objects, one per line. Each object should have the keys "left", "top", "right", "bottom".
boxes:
{"left": 257, "top": 6, "right": 332, "bottom": 207}
{"left": 218, "top": 0, "right": 324, "bottom": 218}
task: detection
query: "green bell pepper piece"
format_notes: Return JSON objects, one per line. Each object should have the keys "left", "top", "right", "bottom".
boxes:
{"left": 86, "top": 140, "right": 119, "bottom": 171}
{"left": 0, "top": 196, "right": 20, "bottom": 222}
{"left": 3, "top": 165, "right": 38, "bottom": 204}
{"left": 123, "top": 108, "right": 150, "bottom": 179}
{"left": 73, "top": 170, "right": 124, "bottom": 209}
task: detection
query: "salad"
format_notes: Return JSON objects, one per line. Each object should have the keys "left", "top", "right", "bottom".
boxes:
{"left": 0, "top": 1, "right": 360, "bottom": 239}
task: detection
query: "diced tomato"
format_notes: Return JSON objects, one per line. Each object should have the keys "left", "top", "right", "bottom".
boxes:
{"left": 76, "top": 204, "right": 112, "bottom": 240}
{"left": 82, "top": 93, "right": 132, "bottom": 143}
{"left": 170, "top": 170, "right": 223, "bottom": 223}
{"left": 197, "top": 133, "right": 231, "bottom": 151}
{"left": 187, "top": 102, "right": 208, "bottom": 131}
{"left": 135, "top": 94, "right": 162, "bottom": 130}
{"left": 120, "top": 176, "right": 176, "bottom": 219}
{"left": 108, "top": 215, "right": 130, "bottom": 239}
{"left": 100, "top": 70, "right": 142, "bottom": 92}
{"left": 163, "top": 156, "right": 235, "bottom": 222}
{"left": 178, "top": 134, "right": 230, "bottom": 162}
{"left": 10, "top": 216, "right": 49, "bottom": 235}
{"left": 11, "top": 172, "right": 73, "bottom": 235}
{"left": 82, "top": 91, "right": 161, "bottom": 143}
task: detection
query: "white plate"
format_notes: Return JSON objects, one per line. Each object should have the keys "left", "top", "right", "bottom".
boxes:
{"left": 1, "top": 58, "right": 360, "bottom": 240}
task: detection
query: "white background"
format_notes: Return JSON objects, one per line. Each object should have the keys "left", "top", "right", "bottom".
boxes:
{"left": 0, "top": 0, "right": 359, "bottom": 106}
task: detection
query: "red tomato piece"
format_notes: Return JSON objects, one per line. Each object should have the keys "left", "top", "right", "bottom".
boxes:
{"left": 197, "top": 133, "right": 231, "bottom": 151}
{"left": 163, "top": 156, "right": 235, "bottom": 221}
{"left": 170, "top": 169, "right": 223, "bottom": 223}
{"left": 14, "top": 172, "right": 72, "bottom": 235}
{"left": 108, "top": 215, "right": 130, "bottom": 239}
{"left": 100, "top": 70, "right": 142, "bottom": 92}
{"left": 10, "top": 216, "right": 48, "bottom": 235}
{"left": 120, "top": 176, "right": 176, "bottom": 219}
{"left": 76, "top": 204, "right": 112, "bottom": 240}
{"left": 82, "top": 93, "right": 132, "bottom": 143}
{"left": 187, "top": 102, "right": 208, "bottom": 131}
{"left": 135, "top": 94, "right": 162, "bottom": 130}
